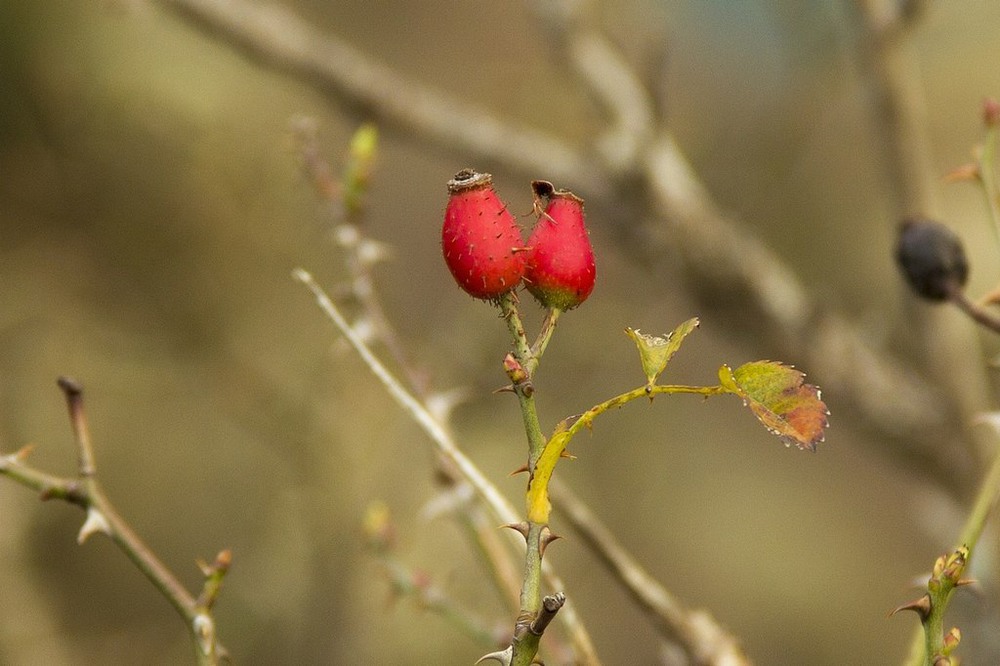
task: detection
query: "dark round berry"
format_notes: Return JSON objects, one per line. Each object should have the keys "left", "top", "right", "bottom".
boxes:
{"left": 895, "top": 218, "right": 968, "bottom": 301}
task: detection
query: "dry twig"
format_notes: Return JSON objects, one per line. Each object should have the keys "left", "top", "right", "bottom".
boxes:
{"left": 0, "top": 378, "right": 230, "bottom": 665}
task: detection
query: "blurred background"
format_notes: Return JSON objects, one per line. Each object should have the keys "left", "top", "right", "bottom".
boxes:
{"left": 2, "top": 1, "right": 1000, "bottom": 663}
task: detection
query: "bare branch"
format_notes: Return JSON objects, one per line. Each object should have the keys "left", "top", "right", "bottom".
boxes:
{"left": 1, "top": 380, "right": 228, "bottom": 665}
{"left": 157, "top": 0, "right": 606, "bottom": 195}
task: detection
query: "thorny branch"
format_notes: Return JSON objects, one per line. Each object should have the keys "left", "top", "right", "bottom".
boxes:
{"left": 0, "top": 378, "right": 230, "bottom": 665}
{"left": 295, "top": 270, "right": 600, "bottom": 665}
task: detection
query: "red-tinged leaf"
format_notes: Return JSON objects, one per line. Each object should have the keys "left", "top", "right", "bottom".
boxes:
{"left": 719, "top": 361, "right": 828, "bottom": 451}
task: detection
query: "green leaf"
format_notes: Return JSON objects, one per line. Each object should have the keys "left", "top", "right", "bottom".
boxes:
{"left": 719, "top": 361, "right": 828, "bottom": 451}
{"left": 625, "top": 318, "right": 699, "bottom": 388}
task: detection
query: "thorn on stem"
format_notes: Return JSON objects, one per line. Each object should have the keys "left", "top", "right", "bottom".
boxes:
{"left": 193, "top": 613, "right": 215, "bottom": 656}
{"left": 77, "top": 506, "right": 112, "bottom": 544}
{"left": 539, "top": 527, "right": 562, "bottom": 558}
{"left": 475, "top": 646, "right": 513, "bottom": 665}
{"left": 501, "top": 522, "right": 530, "bottom": 540}
{"left": 889, "top": 594, "right": 932, "bottom": 621}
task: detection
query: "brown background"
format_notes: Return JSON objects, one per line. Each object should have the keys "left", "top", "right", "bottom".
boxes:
{"left": 2, "top": 1, "right": 1000, "bottom": 664}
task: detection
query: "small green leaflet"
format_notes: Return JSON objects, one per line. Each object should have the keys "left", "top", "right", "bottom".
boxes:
{"left": 625, "top": 318, "right": 700, "bottom": 388}
{"left": 719, "top": 361, "right": 829, "bottom": 451}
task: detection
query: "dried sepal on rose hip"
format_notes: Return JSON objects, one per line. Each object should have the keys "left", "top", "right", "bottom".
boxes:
{"left": 895, "top": 217, "right": 968, "bottom": 301}
{"left": 524, "top": 180, "right": 596, "bottom": 310}
{"left": 442, "top": 169, "right": 526, "bottom": 300}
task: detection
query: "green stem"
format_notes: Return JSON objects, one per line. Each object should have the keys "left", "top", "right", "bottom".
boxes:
{"left": 499, "top": 294, "right": 550, "bottom": 472}
{"left": 517, "top": 522, "right": 545, "bottom": 623}
{"left": 499, "top": 293, "right": 532, "bottom": 364}
{"left": 903, "top": 443, "right": 1000, "bottom": 666}
{"left": 498, "top": 294, "right": 553, "bottom": 665}
{"left": 510, "top": 521, "right": 546, "bottom": 666}
{"left": 0, "top": 449, "right": 86, "bottom": 504}
{"left": 520, "top": 394, "right": 548, "bottom": 473}
{"left": 570, "top": 384, "right": 729, "bottom": 438}
{"left": 516, "top": 382, "right": 730, "bottom": 663}
{"left": 922, "top": 602, "right": 945, "bottom": 666}
{"left": 527, "top": 308, "right": 562, "bottom": 375}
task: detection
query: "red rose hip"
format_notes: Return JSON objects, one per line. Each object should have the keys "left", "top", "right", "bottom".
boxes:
{"left": 442, "top": 169, "right": 525, "bottom": 300}
{"left": 525, "top": 182, "right": 596, "bottom": 310}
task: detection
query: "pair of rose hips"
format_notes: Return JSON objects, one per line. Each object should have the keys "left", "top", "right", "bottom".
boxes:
{"left": 442, "top": 168, "right": 596, "bottom": 310}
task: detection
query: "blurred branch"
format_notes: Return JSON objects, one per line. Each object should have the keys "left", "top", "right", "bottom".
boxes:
{"left": 950, "top": 286, "right": 1000, "bottom": 335}
{"left": 157, "top": 0, "right": 604, "bottom": 195}
{"left": 294, "top": 269, "right": 600, "bottom": 665}
{"left": 549, "top": 479, "right": 750, "bottom": 666}
{"left": 153, "top": 0, "right": 973, "bottom": 490}
{"left": 292, "top": 118, "right": 431, "bottom": 395}
{"left": 851, "top": 0, "right": 934, "bottom": 213}
{"left": 0, "top": 378, "right": 228, "bottom": 665}
{"left": 293, "top": 271, "right": 517, "bottom": 551}
{"left": 363, "top": 502, "right": 504, "bottom": 649}
{"left": 849, "top": 0, "right": 990, "bottom": 470}
{"left": 292, "top": 119, "right": 528, "bottom": 620}
{"left": 529, "top": 0, "right": 655, "bottom": 174}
